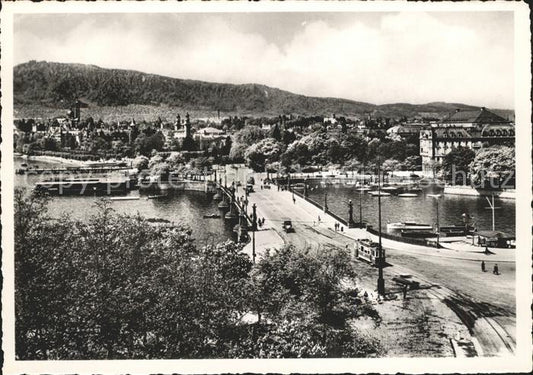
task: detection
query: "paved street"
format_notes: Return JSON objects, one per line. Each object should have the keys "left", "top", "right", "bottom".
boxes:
{"left": 238, "top": 181, "right": 516, "bottom": 357}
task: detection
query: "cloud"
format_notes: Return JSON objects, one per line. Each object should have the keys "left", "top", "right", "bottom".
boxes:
{"left": 14, "top": 12, "right": 514, "bottom": 108}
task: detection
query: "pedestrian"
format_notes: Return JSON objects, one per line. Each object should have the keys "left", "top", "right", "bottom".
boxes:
{"left": 403, "top": 285, "right": 408, "bottom": 299}
{"left": 318, "top": 215, "right": 321, "bottom": 223}
{"left": 481, "top": 260, "right": 486, "bottom": 272}
{"left": 293, "top": 196, "right": 296, "bottom": 204}
{"left": 340, "top": 226, "right": 344, "bottom": 232}
{"left": 493, "top": 264, "right": 499, "bottom": 275}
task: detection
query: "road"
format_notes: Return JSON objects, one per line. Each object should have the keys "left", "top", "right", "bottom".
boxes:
{"left": 239, "top": 183, "right": 516, "bottom": 357}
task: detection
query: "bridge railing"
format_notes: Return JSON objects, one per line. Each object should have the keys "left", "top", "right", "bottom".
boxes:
{"left": 366, "top": 225, "right": 436, "bottom": 247}
{"left": 291, "top": 188, "right": 348, "bottom": 226}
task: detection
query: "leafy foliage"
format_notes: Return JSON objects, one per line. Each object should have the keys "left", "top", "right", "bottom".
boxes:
{"left": 470, "top": 146, "right": 515, "bottom": 187}
{"left": 442, "top": 146, "right": 476, "bottom": 184}
{"left": 15, "top": 192, "right": 382, "bottom": 359}
{"left": 244, "top": 138, "right": 284, "bottom": 172}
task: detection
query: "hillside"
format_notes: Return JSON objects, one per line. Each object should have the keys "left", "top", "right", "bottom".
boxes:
{"left": 13, "top": 61, "right": 513, "bottom": 120}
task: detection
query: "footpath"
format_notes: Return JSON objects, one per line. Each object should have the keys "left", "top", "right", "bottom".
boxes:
{"left": 260, "top": 191, "right": 515, "bottom": 263}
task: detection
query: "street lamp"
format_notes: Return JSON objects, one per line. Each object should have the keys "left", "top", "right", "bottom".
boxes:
{"left": 252, "top": 203, "right": 258, "bottom": 263}
{"left": 377, "top": 158, "right": 385, "bottom": 296}
{"left": 428, "top": 194, "right": 441, "bottom": 248}
{"left": 348, "top": 199, "right": 355, "bottom": 228}
{"left": 485, "top": 194, "right": 496, "bottom": 232}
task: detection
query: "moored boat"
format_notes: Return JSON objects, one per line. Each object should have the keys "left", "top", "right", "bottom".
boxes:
{"left": 398, "top": 193, "right": 418, "bottom": 198}
{"left": 148, "top": 194, "right": 166, "bottom": 199}
{"left": 109, "top": 196, "right": 140, "bottom": 201}
{"left": 203, "top": 213, "right": 221, "bottom": 219}
{"left": 368, "top": 191, "right": 391, "bottom": 196}
{"left": 387, "top": 222, "right": 433, "bottom": 233}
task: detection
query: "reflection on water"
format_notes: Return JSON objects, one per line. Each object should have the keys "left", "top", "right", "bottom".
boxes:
{"left": 14, "top": 158, "right": 516, "bottom": 241}
{"left": 14, "top": 158, "right": 235, "bottom": 246}
{"left": 306, "top": 184, "right": 515, "bottom": 235}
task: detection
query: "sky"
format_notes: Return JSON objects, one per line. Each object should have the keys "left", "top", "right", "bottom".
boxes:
{"left": 14, "top": 12, "right": 514, "bottom": 108}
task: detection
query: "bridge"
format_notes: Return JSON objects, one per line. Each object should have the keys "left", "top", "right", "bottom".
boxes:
{"left": 215, "top": 167, "right": 516, "bottom": 357}
{"left": 212, "top": 180, "right": 257, "bottom": 246}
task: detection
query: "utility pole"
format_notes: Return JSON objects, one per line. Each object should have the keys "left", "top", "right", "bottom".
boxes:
{"left": 377, "top": 158, "right": 385, "bottom": 296}
{"left": 252, "top": 203, "right": 257, "bottom": 263}
{"left": 436, "top": 198, "right": 440, "bottom": 248}
{"left": 485, "top": 194, "right": 496, "bottom": 231}
{"left": 359, "top": 185, "right": 363, "bottom": 226}
{"left": 428, "top": 194, "right": 441, "bottom": 248}
{"left": 348, "top": 199, "right": 355, "bottom": 228}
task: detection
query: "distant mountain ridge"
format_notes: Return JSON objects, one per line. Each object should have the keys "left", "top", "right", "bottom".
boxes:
{"left": 14, "top": 61, "right": 513, "bottom": 119}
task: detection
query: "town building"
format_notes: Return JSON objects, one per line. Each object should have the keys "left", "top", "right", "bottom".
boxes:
{"left": 386, "top": 122, "right": 429, "bottom": 141}
{"left": 419, "top": 108, "right": 514, "bottom": 175}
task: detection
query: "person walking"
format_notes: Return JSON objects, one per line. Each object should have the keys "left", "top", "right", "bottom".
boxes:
{"left": 493, "top": 263, "right": 499, "bottom": 275}
{"left": 292, "top": 196, "right": 296, "bottom": 204}
{"left": 403, "top": 285, "right": 408, "bottom": 299}
{"left": 481, "top": 260, "right": 486, "bottom": 272}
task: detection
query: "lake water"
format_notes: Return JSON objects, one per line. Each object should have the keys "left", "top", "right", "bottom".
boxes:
{"left": 14, "top": 158, "right": 236, "bottom": 246}
{"left": 14, "top": 158, "right": 516, "bottom": 242}
{"left": 306, "top": 184, "right": 515, "bottom": 235}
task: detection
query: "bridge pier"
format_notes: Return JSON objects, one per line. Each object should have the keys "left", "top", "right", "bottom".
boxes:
{"left": 218, "top": 192, "right": 229, "bottom": 209}
{"left": 225, "top": 197, "right": 238, "bottom": 220}
{"left": 236, "top": 214, "right": 249, "bottom": 243}
{"left": 213, "top": 188, "right": 222, "bottom": 201}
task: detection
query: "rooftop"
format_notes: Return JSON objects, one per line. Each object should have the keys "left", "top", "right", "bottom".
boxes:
{"left": 442, "top": 108, "right": 508, "bottom": 124}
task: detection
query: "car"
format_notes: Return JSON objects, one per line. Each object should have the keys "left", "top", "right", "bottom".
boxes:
{"left": 282, "top": 218, "right": 294, "bottom": 233}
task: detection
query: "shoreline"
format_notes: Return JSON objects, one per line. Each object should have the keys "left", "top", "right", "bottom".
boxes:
{"left": 17, "top": 154, "right": 134, "bottom": 168}
{"left": 25, "top": 155, "right": 86, "bottom": 166}
{"left": 443, "top": 185, "right": 515, "bottom": 200}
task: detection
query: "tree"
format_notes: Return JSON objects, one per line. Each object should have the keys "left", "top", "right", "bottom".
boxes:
{"left": 229, "top": 142, "right": 248, "bottom": 163}
{"left": 381, "top": 159, "right": 402, "bottom": 173}
{"left": 442, "top": 146, "right": 476, "bottom": 184}
{"left": 234, "top": 126, "right": 266, "bottom": 145}
{"left": 470, "top": 146, "right": 515, "bottom": 188}
{"left": 402, "top": 155, "right": 422, "bottom": 171}
{"left": 133, "top": 155, "right": 149, "bottom": 170}
{"left": 271, "top": 124, "right": 281, "bottom": 141}
{"left": 244, "top": 138, "right": 283, "bottom": 172}
{"left": 249, "top": 245, "right": 382, "bottom": 358}
{"left": 14, "top": 192, "right": 383, "bottom": 360}
{"left": 40, "top": 137, "right": 59, "bottom": 151}
{"left": 14, "top": 191, "right": 253, "bottom": 359}
{"left": 134, "top": 132, "right": 165, "bottom": 156}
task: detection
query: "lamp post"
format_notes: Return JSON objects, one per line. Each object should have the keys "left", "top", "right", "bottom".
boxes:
{"left": 428, "top": 194, "right": 441, "bottom": 248}
{"left": 252, "top": 203, "right": 257, "bottom": 263}
{"left": 377, "top": 158, "right": 385, "bottom": 296}
{"left": 485, "top": 194, "right": 496, "bottom": 232}
{"left": 359, "top": 185, "right": 363, "bottom": 226}
{"left": 348, "top": 199, "right": 355, "bottom": 228}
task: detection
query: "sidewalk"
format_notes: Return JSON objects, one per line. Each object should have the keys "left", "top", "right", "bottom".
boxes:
{"left": 259, "top": 189, "right": 515, "bottom": 263}
{"left": 242, "top": 228, "right": 284, "bottom": 260}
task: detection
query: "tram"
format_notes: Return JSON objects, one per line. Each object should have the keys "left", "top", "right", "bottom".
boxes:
{"left": 354, "top": 238, "right": 384, "bottom": 266}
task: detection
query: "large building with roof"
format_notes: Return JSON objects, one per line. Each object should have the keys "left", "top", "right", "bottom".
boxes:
{"left": 419, "top": 107, "right": 514, "bottom": 175}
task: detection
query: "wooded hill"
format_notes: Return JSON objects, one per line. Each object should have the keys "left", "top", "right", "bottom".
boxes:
{"left": 14, "top": 61, "right": 512, "bottom": 119}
